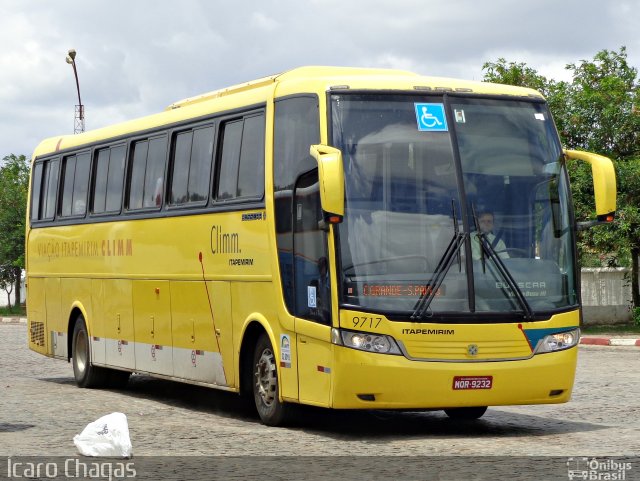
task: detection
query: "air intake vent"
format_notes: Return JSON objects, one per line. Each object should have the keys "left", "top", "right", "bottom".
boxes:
{"left": 30, "top": 321, "right": 45, "bottom": 347}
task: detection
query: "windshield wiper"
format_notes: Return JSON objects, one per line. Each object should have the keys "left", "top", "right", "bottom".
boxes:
{"left": 411, "top": 201, "right": 466, "bottom": 320}
{"left": 472, "top": 207, "right": 533, "bottom": 321}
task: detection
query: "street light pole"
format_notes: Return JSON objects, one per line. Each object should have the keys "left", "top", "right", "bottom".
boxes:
{"left": 65, "top": 49, "right": 85, "bottom": 134}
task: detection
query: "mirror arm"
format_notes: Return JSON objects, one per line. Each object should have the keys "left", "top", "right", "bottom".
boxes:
{"left": 576, "top": 220, "right": 606, "bottom": 231}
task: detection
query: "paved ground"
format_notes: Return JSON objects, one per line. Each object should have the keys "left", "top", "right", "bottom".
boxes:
{"left": 1, "top": 323, "right": 639, "bottom": 479}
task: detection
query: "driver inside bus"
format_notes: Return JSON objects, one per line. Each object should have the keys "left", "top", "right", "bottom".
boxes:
{"left": 471, "top": 210, "right": 509, "bottom": 260}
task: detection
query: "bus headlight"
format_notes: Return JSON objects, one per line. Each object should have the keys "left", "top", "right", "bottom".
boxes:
{"left": 534, "top": 328, "right": 580, "bottom": 354}
{"left": 332, "top": 328, "right": 402, "bottom": 355}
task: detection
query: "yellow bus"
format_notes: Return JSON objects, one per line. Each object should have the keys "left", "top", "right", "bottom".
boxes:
{"left": 27, "top": 66, "right": 616, "bottom": 425}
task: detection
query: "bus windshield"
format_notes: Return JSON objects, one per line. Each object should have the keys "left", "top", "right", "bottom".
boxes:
{"left": 331, "top": 94, "right": 577, "bottom": 319}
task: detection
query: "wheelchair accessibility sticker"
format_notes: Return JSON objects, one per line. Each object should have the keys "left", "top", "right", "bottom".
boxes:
{"left": 415, "top": 103, "right": 448, "bottom": 132}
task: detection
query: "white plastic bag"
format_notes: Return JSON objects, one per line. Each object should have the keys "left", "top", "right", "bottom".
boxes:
{"left": 73, "top": 412, "right": 132, "bottom": 458}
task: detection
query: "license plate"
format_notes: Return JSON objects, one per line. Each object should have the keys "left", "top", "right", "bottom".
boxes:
{"left": 452, "top": 376, "right": 493, "bottom": 390}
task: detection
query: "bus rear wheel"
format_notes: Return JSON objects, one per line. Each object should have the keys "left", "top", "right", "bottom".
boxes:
{"left": 252, "top": 333, "right": 292, "bottom": 426}
{"left": 72, "top": 315, "right": 109, "bottom": 388}
{"left": 444, "top": 406, "right": 488, "bottom": 420}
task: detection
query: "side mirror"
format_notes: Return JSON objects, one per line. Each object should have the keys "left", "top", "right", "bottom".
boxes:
{"left": 310, "top": 145, "right": 344, "bottom": 224}
{"left": 564, "top": 149, "right": 617, "bottom": 229}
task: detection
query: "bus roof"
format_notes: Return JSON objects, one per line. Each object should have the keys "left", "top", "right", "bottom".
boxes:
{"left": 32, "top": 66, "right": 544, "bottom": 159}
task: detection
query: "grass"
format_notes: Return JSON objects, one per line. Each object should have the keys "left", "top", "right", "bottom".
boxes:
{"left": 582, "top": 323, "right": 640, "bottom": 335}
{"left": 0, "top": 305, "right": 26, "bottom": 317}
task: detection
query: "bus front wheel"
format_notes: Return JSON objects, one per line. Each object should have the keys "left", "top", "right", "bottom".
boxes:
{"left": 72, "top": 315, "right": 109, "bottom": 388}
{"left": 252, "top": 333, "right": 291, "bottom": 426}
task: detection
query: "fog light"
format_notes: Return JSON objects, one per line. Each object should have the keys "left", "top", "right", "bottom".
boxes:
{"left": 357, "top": 394, "right": 376, "bottom": 401}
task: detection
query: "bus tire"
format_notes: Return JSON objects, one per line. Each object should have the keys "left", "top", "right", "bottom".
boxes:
{"left": 444, "top": 406, "right": 488, "bottom": 420}
{"left": 71, "top": 315, "right": 109, "bottom": 388}
{"left": 252, "top": 333, "right": 291, "bottom": 426}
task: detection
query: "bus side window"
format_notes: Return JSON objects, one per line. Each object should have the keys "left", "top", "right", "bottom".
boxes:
{"left": 59, "top": 153, "right": 89, "bottom": 218}
{"left": 237, "top": 114, "right": 264, "bottom": 199}
{"left": 144, "top": 137, "right": 167, "bottom": 208}
{"left": 30, "top": 162, "right": 44, "bottom": 221}
{"left": 217, "top": 120, "right": 242, "bottom": 200}
{"left": 72, "top": 153, "right": 90, "bottom": 216}
{"left": 60, "top": 155, "right": 76, "bottom": 217}
{"left": 93, "top": 149, "right": 110, "bottom": 213}
{"left": 30, "top": 159, "right": 60, "bottom": 222}
{"left": 169, "top": 125, "right": 214, "bottom": 206}
{"left": 127, "top": 136, "right": 167, "bottom": 210}
{"left": 105, "top": 146, "right": 125, "bottom": 212}
{"left": 43, "top": 159, "right": 59, "bottom": 220}
{"left": 128, "top": 140, "right": 148, "bottom": 210}
{"left": 93, "top": 145, "right": 125, "bottom": 215}
{"left": 216, "top": 112, "right": 265, "bottom": 201}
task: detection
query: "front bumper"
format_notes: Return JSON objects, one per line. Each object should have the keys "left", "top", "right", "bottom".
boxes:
{"left": 330, "top": 344, "right": 577, "bottom": 409}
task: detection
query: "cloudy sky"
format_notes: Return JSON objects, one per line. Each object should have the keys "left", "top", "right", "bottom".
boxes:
{"left": 1, "top": 0, "right": 638, "bottom": 158}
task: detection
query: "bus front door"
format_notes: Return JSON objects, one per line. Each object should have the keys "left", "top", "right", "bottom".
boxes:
{"left": 293, "top": 170, "right": 333, "bottom": 407}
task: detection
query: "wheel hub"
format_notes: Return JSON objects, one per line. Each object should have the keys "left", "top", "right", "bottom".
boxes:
{"left": 255, "top": 348, "right": 277, "bottom": 406}
{"left": 75, "top": 329, "right": 88, "bottom": 373}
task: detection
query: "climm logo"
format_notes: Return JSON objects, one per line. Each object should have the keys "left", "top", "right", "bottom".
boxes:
{"left": 102, "top": 239, "right": 133, "bottom": 257}
{"left": 211, "top": 225, "right": 240, "bottom": 254}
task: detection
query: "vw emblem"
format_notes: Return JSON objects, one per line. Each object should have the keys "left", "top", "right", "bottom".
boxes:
{"left": 467, "top": 344, "right": 479, "bottom": 356}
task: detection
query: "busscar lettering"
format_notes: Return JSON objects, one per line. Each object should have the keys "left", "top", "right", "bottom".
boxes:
{"left": 211, "top": 225, "right": 240, "bottom": 254}
{"left": 495, "top": 281, "right": 547, "bottom": 298}
{"left": 496, "top": 281, "right": 547, "bottom": 289}
{"left": 402, "top": 329, "right": 455, "bottom": 335}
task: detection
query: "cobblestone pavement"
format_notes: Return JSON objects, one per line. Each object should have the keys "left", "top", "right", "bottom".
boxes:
{"left": 1, "top": 324, "right": 639, "bottom": 459}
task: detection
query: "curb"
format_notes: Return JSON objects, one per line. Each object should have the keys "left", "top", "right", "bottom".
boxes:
{"left": 1, "top": 317, "right": 27, "bottom": 324}
{"left": 580, "top": 336, "right": 640, "bottom": 347}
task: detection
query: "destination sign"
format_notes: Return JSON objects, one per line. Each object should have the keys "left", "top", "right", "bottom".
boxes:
{"left": 344, "top": 283, "right": 444, "bottom": 298}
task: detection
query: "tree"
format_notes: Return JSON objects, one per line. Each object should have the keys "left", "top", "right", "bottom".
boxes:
{"left": 0, "top": 154, "right": 30, "bottom": 308}
{"left": 482, "top": 58, "right": 550, "bottom": 93}
{"left": 481, "top": 57, "right": 571, "bottom": 134}
{"left": 563, "top": 48, "right": 640, "bottom": 307}
{"left": 615, "top": 160, "right": 640, "bottom": 306}
{"left": 0, "top": 263, "right": 17, "bottom": 309}
{"left": 482, "top": 48, "right": 640, "bottom": 158}
{"left": 482, "top": 47, "right": 640, "bottom": 307}
{"left": 563, "top": 47, "right": 640, "bottom": 159}
{"left": 570, "top": 158, "right": 640, "bottom": 306}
